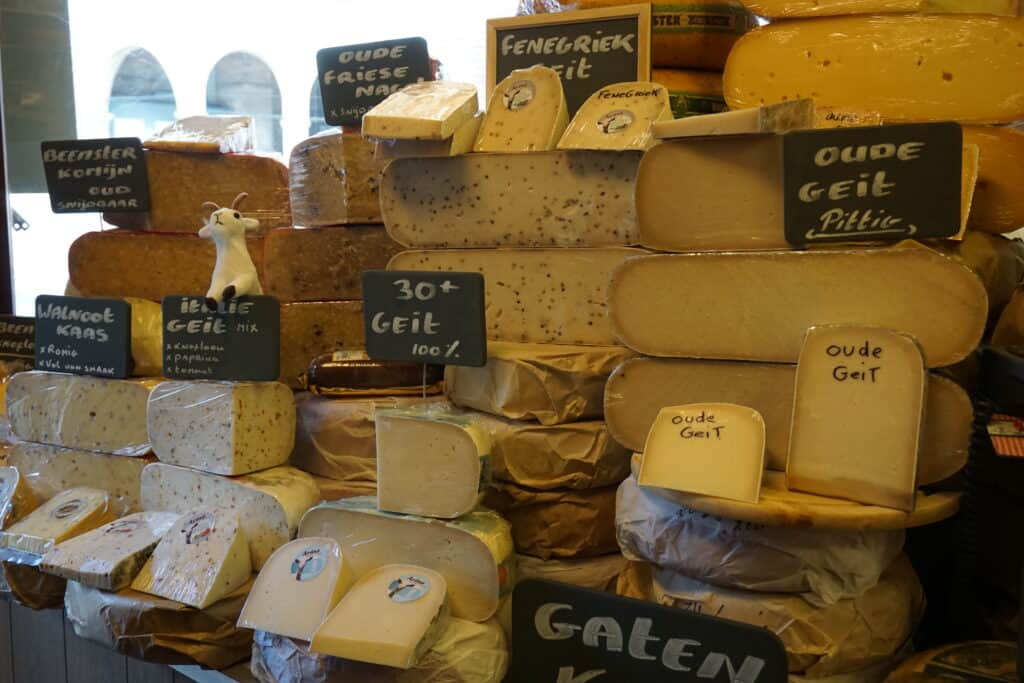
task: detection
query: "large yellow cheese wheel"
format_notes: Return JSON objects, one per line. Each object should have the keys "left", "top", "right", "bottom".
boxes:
{"left": 724, "top": 15, "right": 1024, "bottom": 124}
{"left": 741, "top": 0, "right": 1019, "bottom": 18}
{"left": 963, "top": 126, "right": 1024, "bottom": 234}
{"left": 651, "top": 69, "right": 724, "bottom": 117}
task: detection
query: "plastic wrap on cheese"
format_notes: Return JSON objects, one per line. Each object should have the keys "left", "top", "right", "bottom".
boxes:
{"left": 145, "top": 115, "right": 254, "bottom": 154}
{"left": 0, "top": 466, "right": 37, "bottom": 529}
{"left": 616, "top": 474, "right": 904, "bottom": 606}
{"left": 289, "top": 130, "right": 385, "bottom": 226}
{"left": 518, "top": 553, "right": 625, "bottom": 591}
{"left": 0, "top": 487, "right": 114, "bottom": 557}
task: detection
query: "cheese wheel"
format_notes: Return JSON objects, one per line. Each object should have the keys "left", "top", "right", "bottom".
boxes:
{"left": 651, "top": 69, "right": 725, "bottom": 119}
{"left": 963, "top": 126, "right": 1024, "bottom": 234}
{"left": 741, "top": 0, "right": 1020, "bottom": 18}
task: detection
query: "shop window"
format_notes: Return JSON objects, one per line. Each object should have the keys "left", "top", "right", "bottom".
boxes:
{"left": 207, "top": 52, "right": 282, "bottom": 153}
{"left": 108, "top": 48, "right": 176, "bottom": 139}
{"left": 309, "top": 79, "right": 331, "bottom": 137}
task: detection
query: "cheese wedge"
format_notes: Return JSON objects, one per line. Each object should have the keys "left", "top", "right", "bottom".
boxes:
{"left": 724, "top": 16, "right": 1024, "bottom": 124}
{"left": 609, "top": 248, "right": 987, "bottom": 366}
{"left": 0, "top": 487, "right": 113, "bottom": 556}
{"left": 374, "top": 113, "right": 483, "bottom": 160}
{"left": 131, "top": 507, "right": 251, "bottom": 609}
{"left": 238, "top": 537, "right": 354, "bottom": 641}
{"left": 363, "top": 81, "right": 478, "bottom": 140}
{"left": 741, "top": 0, "right": 1019, "bottom": 18}
{"left": 381, "top": 151, "right": 641, "bottom": 248}
{"left": 390, "top": 248, "right": 646, "bottom": 345}
{"left": 0, "top": 467, "right": 36, "bottom": 528}
{"left": 40, "top": 511, "right": 179, "bottom": 590}
{"left": 653, "top": 100, "right": 815, "bottom": 139}
{"left": 963, "top": 126, "right": 1024, "bottom": 234}
{"left": 145, "top": 115, "right": 253, "bottom": 154}
{"left": 651, "top": 69, "right": 725, "bottom": 119}
{"left": 475, "top": 66, "right": 568, "bottom": 152}
{"left": 289, "top": 130, "right": 384, "bottom": 226}
{"left": 558, "top": 83, "right": 671, "bottom": 151}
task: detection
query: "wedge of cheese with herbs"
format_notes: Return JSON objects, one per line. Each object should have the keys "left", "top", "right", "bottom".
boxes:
{"left": 375, "top": 113, "right": 482, "bottom": 160}
{"left": 145, "top": 115, "right": 253, "bottom": 154}
{"left": 475, "top": 66, "right": 567, "bottom": 152}
{"left": 363, "top": 81, "right": 478, "bottom": 140}
{"left": 559, "top": 83, "right": 671, "bottom": 151}
{"left": 0, "top": 467, "right": 36, "bottom": 529}
{"left": 0, "top": 487, "right": 113, "bottom": 556}
{"left": 741, "top": 0, "right": 1019, "bottom": 18}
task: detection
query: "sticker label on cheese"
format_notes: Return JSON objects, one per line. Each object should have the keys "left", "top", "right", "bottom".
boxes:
{"left": 388, "top": 574, "right": 431, "bottom": 603}
{"left": 292, "top": 545, "right": 329, "bottom": 582}
{"left": 504, "top": 81, "right": 535, "bottom": 111}
{"left": 182, "top": 512, "right": 215, "bottom": 545}
{"left": 475, "top": 65, "right": 568, "bottom": 152}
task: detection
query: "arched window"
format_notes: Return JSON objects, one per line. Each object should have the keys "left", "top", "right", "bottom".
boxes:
{"left": 207, "top": 52, "right": 282, "bottom": 153}
{"left": 309, "top": 79, "right": 331, "bottom": 137}
{"left": 108, "top": 48, "right": 176, "bottom": 138}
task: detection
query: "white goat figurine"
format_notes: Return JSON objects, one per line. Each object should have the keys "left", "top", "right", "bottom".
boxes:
{"left": 198, "top": 192, "right": 262, "bottom": 311}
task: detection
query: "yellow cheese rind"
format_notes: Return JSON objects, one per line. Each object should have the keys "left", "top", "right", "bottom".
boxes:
{"left": 742, "top": 0, "right": 1019, "bottom": 18}
{"left": 0, "top": 487, "right": 113, "bottom": 556}
{"left": 475, "top": 66, "right": 568, "bottom": 152}
{"left": 0, "top": 467, "right": 36, "bottom": 529}
{"left": 651, "top": 69, "right": 725, "bottom": 119}
{"left": 558, "top": 83, "right": 671, "bottom": 151}
{"left": 963, "top": 126, "right": 1024, "bottom": 234}
{"left": 724, "top": 15, "right": 1024, "bottom": 124}
{"left": 363, "top": 81, "right": 478, "bottom": 140}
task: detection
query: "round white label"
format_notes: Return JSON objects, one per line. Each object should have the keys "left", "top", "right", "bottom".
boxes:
{"left": 291, "top": 545, "right": 329, "bottom": 582}
{"left": 503, "top": 80, "right": 535, "bottom": 111}
{"left": 105, "top": 519, "right": 142, "bottom": 535}
{"left": 182, "top": 513, "right": 215, "bottom": 545}
{"left": 598, "top": 109, "right": 636, "bottom": 135}
{"left": 387, "top": 574, "right": 431, "bottom": 603}
{"left": 52, "top": 499, "right": 84, "bottom": 520}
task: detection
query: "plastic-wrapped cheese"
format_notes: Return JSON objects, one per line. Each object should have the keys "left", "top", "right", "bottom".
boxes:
{"left": 140, "top": 464, "right": 320, "bottom": 569}
{"left": 279, "top": 302, "right": 365, "bottom": 388}
{"left": 145, "top": 115, "right": 254, "bottom": 154}
{"left": 741, "top": 0, "right": 1020, "bottom": 18}
{"left": 363, "top": 82, "right": 478, "bottom": 140}
{"left": 0, "top": 466, "right": 36, "bottom": 528}
{"left": 299, "top": 497, "right": 514, "bottom": 622}
{"left": 652, "top": 69, "right": 725, "bottom": 118}
{"left": 517, "top": 553, "right": 625, "bottom": 592}
{"left": 289, "top": 131, "right": 385, "bottom": 226}
{"left": 132, "top": 507, "right": 251, "bottom": 609}
{"left": 147, "top": 380, "right": 296, "bottom": 476}
{"left": 7, "top": 371, "right": 155, "bottom": 455}
{"left": 475, "top": 66, "right": 568, "bottom": 152}
{"left": 40, "top": 511, "right": 179, "bottom": 590}
{"left": 0, "top": 487, "right": 113, "bottom": 556}
{"left": 963, "top": 126, "right": 1024, "bottom": 234}
{"left": 558, "top": 83, "right": 671, "bottom": 151}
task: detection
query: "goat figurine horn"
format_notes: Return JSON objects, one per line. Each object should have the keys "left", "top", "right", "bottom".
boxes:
{"left": 230, "top": 192, "right": 249, "bottom": 210}
{"left": 201, "top": 201, "right": 220, "bottom": 212}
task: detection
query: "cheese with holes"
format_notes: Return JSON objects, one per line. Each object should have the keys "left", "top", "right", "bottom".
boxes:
{"left": 605, "top": 357, "right": 971, "bottom": 484}
{"left": 375, "top": 114, "right": 482, "bottom": 160}
{"left": 145, "top": 116, "right": 254, "bottom": 154}
{"left": 68, "top": 230, "right": 265, "bottom": 301}
{"left": 238, "top": 537, "right": 353, "bottom": 641}
{"left": 740, "top": 0, "right": 1019, "bottom": 18}
{"left": 298, "top": 498, "right": 514, "bottom": 621}
{"left": 376, "top": 408, "right": 490, "bottom": 519}
{"left": 445, "top": 342, "right": 634, "bottom": 425}
{"left": 964, "top": 126, "right": 1024, "bottom": 234}
{"left": 263, "top": 226, "right": 401, "bottom": 302}
{"left": 289, "top": 131, "right": 385, "bottom": 226}
{"left": 609, "top": 248, "right": 987, "bottom": 366}
{"left": 0, "top": 467, "right": 36, "bottom": 528}
{"left": 147, "top": 380, "right": 295, "bottom": 476}
{"left": 279, "top": 301, "right": 365, "bottom": 388}
{"left": 7, "top": 372, "right": 155, "bottom": 455}
{"left": 132, "top": 508, "right": 251, "bottom": 609}
{"left": 558, "top": 83, "right": 671, "bottom": 151}
{"left": 724, "top": 16, "right": 1024, "bottom": 124}
{"left": 475, "top": 66, "right": 567, "bottom": 152}
{"left": 41, "top": 511, "right": 179, "bottom": 590}
{"left": 363, "top": 82, "right": 478, "bottom": 140}
{"left": 140, "top": 464, "right": 319, "bottom": 569}
{"left": 381, "top": 151, "right": 641, "bottom": 248}
{"left": 0, "top": 487, "right": 113, "bottom": 555}
{"left": 652, "top": 69, "right": 725, "bottom": 119}
{"left": 391, "top": 248, "right": 645, "bottom": 345}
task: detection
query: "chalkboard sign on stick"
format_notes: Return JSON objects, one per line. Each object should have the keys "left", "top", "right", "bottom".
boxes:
{"left": 40, "top": 138, "right": 149, "bottom": 213}
{"left": 362, "top": 270, "right": 486, "bottom": 368}
{"left": 487, "top": 5, "right": 652, "bottom": 116}
{"left": 317, "top": 38, "right": 433, "bottom": 127}
{"left": 0, "top": 317, "right": 35, "bottom": 361}
{"left": 35, "top": 296, "right": 131, "bottom": 378}
{"left": 162, "top": 295, "right": 280, "bottom": 381}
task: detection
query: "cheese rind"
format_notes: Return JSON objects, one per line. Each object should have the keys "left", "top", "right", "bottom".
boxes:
{"left": 126, "top": 297, "right": 163, "bottom": 377}
{"left": 279, "top": 301, "right": 365, "bottom": 388}
{"left": 651, "top": 69, "right": 725, "bottom": 119}
{"left": 963, "top": 126, "right": 1024, "bottom": 234}
{"left": 40, "top": 511, "right": 179, "bottom": 590}
{"left": 558, "top": 83, "right": 671, "bottom": 151}
{"left": 145, "top": 116, "right": 253, "bottom": 154}
{"left": 363, "top": 82, "right": 478, "bottom": 140}
{"left": 724, "top": 16, "right": 1024, "bottom": 124}
{"left": 475, "top": 66, "right": 568, "bottom": 153}
{"left": 391, "top": 248, "right": 646, "bottom": 345}
{"left": 609, "top": 248, "right": 987, "bottom": 367}
{"left": 0, "top": 487, "right": 113, "bottom": 556}
{"left": 289, "top": 131, "right": 385, "bottom": 226}
{"left": 139, "top": 464, "right": 320, "bottom": 569}
{"left": 147, "top": 380, "right": 296, "bottom": 476}
{"left": 741, "top": 0, "right": 1019, "bottom": 18}
{"left": 7, "top": 372, "right": 155, "bottom": 456}
{"left": 0, "top": 467, "right": 36, "bottom": 528}
{"left": 381, "top": 151, "right": 641, "bottom": 248}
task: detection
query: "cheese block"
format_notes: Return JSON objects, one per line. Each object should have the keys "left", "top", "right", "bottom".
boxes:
{"left": 993, "top": 287, "right": 1024, "bottom": 350}
{"left": 289, "top": 130, "right": 385, "bottom": 226}
{"left": 616, "top": 473, "right": 905, "bottom": 605}
{"left": 131, "top": 507, "right": 251, "bottom": 609}
{"left": 475, "top": 66, "right": 568, "bottom": 152}
{"left": 609, "top": 248, "right": 987, "bottom": 366}
{"left": 6, "top": 442, "right": 150, "bottom": 515}
{"left": 279, "top": 301, "right": 365, "bottom": 388}
{"left": 653, "top": 99, "right": 815, "bottom": 139}
{"left": 374, "top": 114, "right": 483, "bottom": 160}
{"left": 139, "top": 464, "right": 320, "bottom": 569}
{"left": 263, "top": 226, "right": 401, "bottom": 302}
{"left": 0, "top": 466, "right": 36, "bottom": 528}
{"left": 145, "top": 115, "right": 254, "bottom": 154}
{"left": 651, "top": 69, "right": 725, "bottom": 119}
{"left": 311, "top": 564, "right": 449, "bottom": 668}
{"left": 376, "top": 408, "right": 491, "bottom": 519}
{"left": 68, "top": 230, "right": 265, "bottom": 301}
{"left": 7, "top": 371, "right": 156, "bottom": 456}
{"left": 103, "top": 150, "right": 290, "bottom": 232}
{"left": 887, "top": 642, "right": 1018, "bottom": 683}
{"left": 963, "top": 126, "right": 1024, "bottom": 234}
{"left": 606, "top": 358, "right": 971, "bottom": 485}
{"left": 482, "top": 482, "right": 617, "bottom": 559}
{"left": 558, "top": 83, "right": 671, "bottom": 151}
{"left": 237, "top": 537, "right": 354, "bottom": 641}
{"left": 363, "top": 81, "right": 478, "bottom": 140}
{"left": 445, "top": 342, "right": 634, "bottom": 425}
{"left": 298, "top": 497, "right": 514, "bottom": 621}
{"left": 0, "top": 487, "right": 113, "bottom": 556}
{"left": 147, "top": 380, "right": 295, "bottom": 476}
{"left": 391, "top": 248, "right": 645, "bottom": 345}
{"left": 740, "top": 0, "right": 1020, "bottom": 18}
{"left": 724, "top": 16, "right": 1024, "bottom": 124}
{"left": 381, "top": 151, "right": 640, "bottom": 248}
{"left": 40, "top": 511, "right": 179, "bottom": 590}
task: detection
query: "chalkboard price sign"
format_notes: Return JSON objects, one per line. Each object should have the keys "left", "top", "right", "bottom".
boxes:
{"left": 34, "top": 296, "right": 131, "bottom": 378}
{"left": 0, "top": 316, "right": 35, "bottom": 361}
{"left": 783, "top": 122, "right": 963, "bottom": 246}
{"left": 317, "top": 38, "right": 433, "bottom": 127}
{"left": 362, "top": 270, "right": 486, "bottom": 368}
{"left": 487, "top": 5, "right": 652, "bottom": 116}
{"left": 162, "top": 295, "right": 280, "bottom": 381}
{"left": 509, "top": 579, "right": 788, "bottom": 683}
{"left": 40, "top": 138, "right": 149, "bottom": 214}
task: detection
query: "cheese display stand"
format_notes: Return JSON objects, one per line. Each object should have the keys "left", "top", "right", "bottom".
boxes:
{"left": 2, "top": 1, "right": 1024, "bottom": 682}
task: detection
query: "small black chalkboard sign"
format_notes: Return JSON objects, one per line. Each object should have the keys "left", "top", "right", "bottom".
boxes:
{"left": 0, "top": 316, "right": 35, "bottom": 361}
{"left": 34, "top": 296, "right": 131, "bottom": 378}
{"left": 361, "top": 270, "right": 486, "bottom": 368}
{"left": 162, "top": 295, "right": 280, "bottom": 381}
{"left": 317, "top": 38, "right": 433, "bottom": 127}
{"left": 40, "top": 138, "right": 149, "bottom": 214}
{"left": 782, "top": 122, "right": 963, "bottom": 246}
{"left": 509, "top": 579, "right": 788, "bottom": 683}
